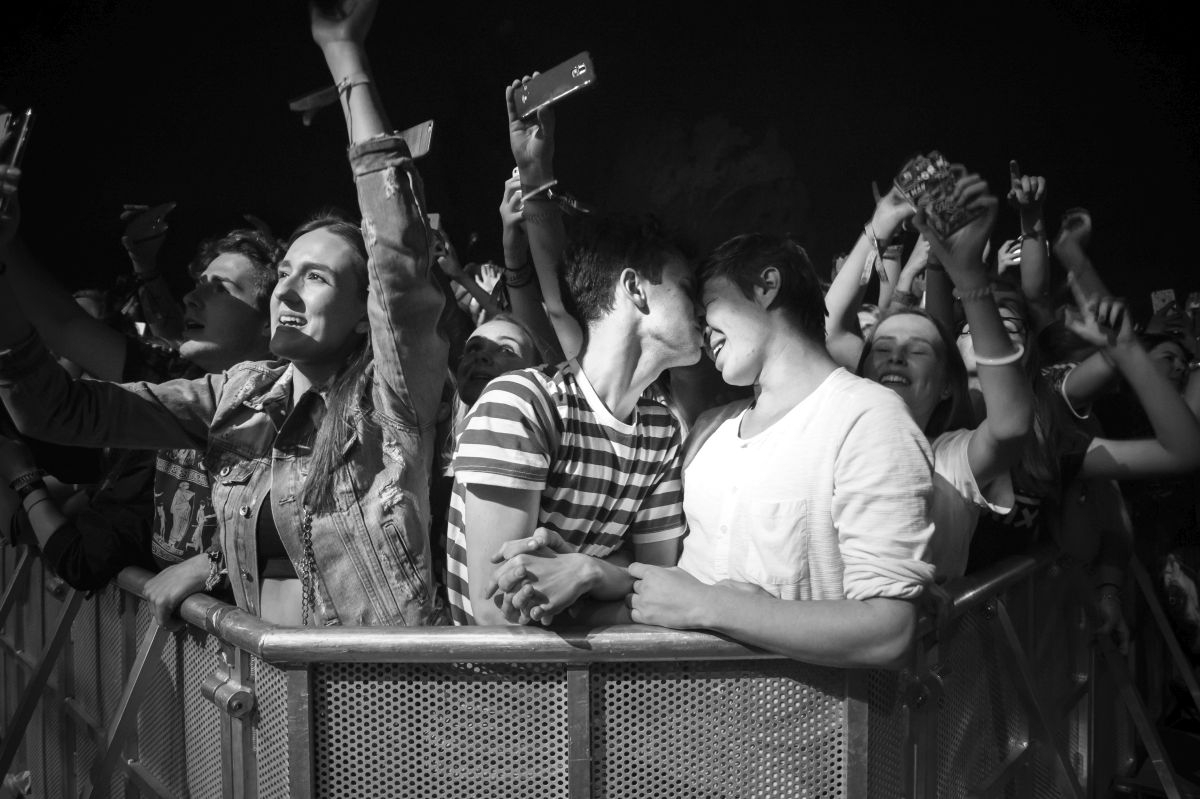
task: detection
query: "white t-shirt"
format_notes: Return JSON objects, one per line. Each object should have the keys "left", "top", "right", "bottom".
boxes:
{"left": 927, "top": 428, "right": 1014, "bottom": 581}
{"left": 678, "top": 368, "right": 936, "bottom": 600}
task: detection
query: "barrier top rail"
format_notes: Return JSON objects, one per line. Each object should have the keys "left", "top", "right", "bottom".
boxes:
{"left": 114, "top": 544, "right": 1059, "bottom": 666}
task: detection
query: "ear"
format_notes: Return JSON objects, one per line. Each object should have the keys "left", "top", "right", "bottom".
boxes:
{"left": 755, "top": 266, "right": 781, "bottom": 309}
{"left": 620, "top": 267, "right": 649, "bottom": 312}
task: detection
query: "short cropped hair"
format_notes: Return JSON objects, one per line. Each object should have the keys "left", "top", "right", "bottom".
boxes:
{"left": 699, "top": 233, "right": 827, "bottom": 342}
{"left": 188, "top": 228, "right": 284, "bottom": 316}
{"left": 560, "top": 214, "right": 686, "bottom": 329}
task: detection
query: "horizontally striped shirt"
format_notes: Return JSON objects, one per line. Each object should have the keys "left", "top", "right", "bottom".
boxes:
{"left": 446, "top": 359, "right": 687, "bottom": 624}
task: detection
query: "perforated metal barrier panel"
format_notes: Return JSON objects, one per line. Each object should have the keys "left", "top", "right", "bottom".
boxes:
{"left": 0, "top": 553, "right": 1135, "bottom": 798}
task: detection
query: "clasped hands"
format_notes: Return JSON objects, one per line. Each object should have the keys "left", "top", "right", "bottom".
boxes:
{"left": 484, "top": 528, "right": 592, "bottom": 626}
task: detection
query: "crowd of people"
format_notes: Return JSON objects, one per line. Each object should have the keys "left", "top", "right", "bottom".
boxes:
{"left": 2, "top": 0, "right": 1200, "bottom": 675}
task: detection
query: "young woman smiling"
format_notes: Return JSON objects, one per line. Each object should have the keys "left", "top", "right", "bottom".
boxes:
{"left": 0, "top": 0, "right": 448, "bottom": 627}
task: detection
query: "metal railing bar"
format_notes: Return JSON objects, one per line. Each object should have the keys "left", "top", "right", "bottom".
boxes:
{"left": 116, "top": 560, "right": 1052, "bottom": 665}
{"left": 993, "top": 598, "right": 1088, "bottom": 799}
{"left": 0, "top": 588, "right": 83, "bottom": 777}
{"left": 966, "top": 740, "right": 1031, "bottom": 799}
{"left": 945, "top": 545, "right": 1058, "bottom": 620}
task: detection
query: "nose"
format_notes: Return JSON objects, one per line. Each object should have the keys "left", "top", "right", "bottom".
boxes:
{"left": 273, "top": 273, "right": 301, "bottom": 306}
{"left": 182, "top": 285, "right": 204, "bottom": 312}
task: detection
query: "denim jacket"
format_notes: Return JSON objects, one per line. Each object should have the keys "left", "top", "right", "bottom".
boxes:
{"left": 0, "top": 134, "right": 448, "bottom": 626}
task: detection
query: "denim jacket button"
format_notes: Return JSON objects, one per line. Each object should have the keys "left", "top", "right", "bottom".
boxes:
{"left": 220, "top": 465, "right": 231, "bottom": 476}
{"left": 239, "top": 505, "right": 252, "bottom": 518}
{"left": 241, "top": 569, "right": 253, "bottom": 582}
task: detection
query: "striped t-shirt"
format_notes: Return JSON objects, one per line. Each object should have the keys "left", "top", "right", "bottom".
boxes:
{"left": 446, "top": 359, "right": 687, "bottom": 624}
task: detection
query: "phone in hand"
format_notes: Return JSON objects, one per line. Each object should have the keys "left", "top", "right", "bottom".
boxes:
{"left": 893, "top": 151, "right": 983, "bottom": 239}
{"left": 513, "top": 52, "right": 597, "bottom": 120}
{"left": 1150, "top": 288, "right": 1177, "bottom": 314}
{"left": 0, "top": 108, "right": 33, "bottom": 216}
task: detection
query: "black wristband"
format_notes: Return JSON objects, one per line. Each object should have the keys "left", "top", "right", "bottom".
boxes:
{"left": 15, "top": 478, "right": 47, "bottom": 501}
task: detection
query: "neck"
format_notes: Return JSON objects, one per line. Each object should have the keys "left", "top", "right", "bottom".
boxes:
{"left": 751, "top": 328, "right": 838, "bottom": 420}
{"left": 291, "top": 361, "right": 339, "bottom": 402}
{"left": 577, "top": 321, "right": 676, "bottom": 420}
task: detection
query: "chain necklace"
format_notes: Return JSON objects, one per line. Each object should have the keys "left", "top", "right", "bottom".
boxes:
{"left": 300, "top": 506, "right": 316, "bottom": 626}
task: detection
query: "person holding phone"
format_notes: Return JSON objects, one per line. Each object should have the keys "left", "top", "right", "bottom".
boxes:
{"left": 0, "top": 0, "right": 448, "bottom": 627}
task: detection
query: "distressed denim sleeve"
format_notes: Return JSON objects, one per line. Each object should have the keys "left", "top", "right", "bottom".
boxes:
{"left": 349, "top": 135, "right": 448, "bottom": 431}
{"left": 0, "top": 332, "right": 219, "bottom": 451}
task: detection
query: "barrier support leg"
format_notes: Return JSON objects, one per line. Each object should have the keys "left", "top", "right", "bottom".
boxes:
{"left": 82, "top": 620, "right": 170, "bottom": 799}
{"left": 985, "top": 598, "right": 1087, "bottom": 799}
{"left": 0, "top": 588, "right": 84, "bottom": 776}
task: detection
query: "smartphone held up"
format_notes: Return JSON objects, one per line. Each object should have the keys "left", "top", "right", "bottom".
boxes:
{"left": 0, "top": 106, "right": 34, "bottom": 216}
{"left": 513, "top": 52, "right": 597, "bottom": 120}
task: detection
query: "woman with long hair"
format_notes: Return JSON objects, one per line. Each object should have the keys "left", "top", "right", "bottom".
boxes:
{"left": 0, "top": 0, "right": 447, "bottom": 626}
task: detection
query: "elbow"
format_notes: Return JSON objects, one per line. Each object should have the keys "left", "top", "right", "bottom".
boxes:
{"left": 845, "top": 599, "right": 918, "bottom": 669}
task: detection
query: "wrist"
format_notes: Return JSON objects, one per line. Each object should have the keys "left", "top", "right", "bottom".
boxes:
{"left": 868, "top": 212, "right": 903, "bottom": 241}
{"left": 321, "top": 41, "right": 370, "bottom": 80}
{"left": 517, "top": 167, "right": 555, "bottom": 190}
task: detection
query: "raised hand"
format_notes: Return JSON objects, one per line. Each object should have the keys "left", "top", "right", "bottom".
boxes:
{"left": 1065, "top": 296, "right": 1135, "bottom": 351}
{"left": 0, "top": 164, "right": 21, "bottom": 250}
{"left": 310, "top": 0, "right": 378, "bottom": 48}
{"left": 911, "top": 170, "right": 998, "bottom": 279}
{"left": 506, "top": 77, "right": 555, "bottom": 182}
{"left": 996, "top": 238, "right": 1022, "bottom": 275}
{"left": 477, "top": 262, "right": 503, "bottom": 295}
{"left": 433, "top": 232, "right": 467, "bottom": 282}
{"left": 121, "top": 201, "right": 176, "bottom": 265}
{"left": 1007, "top": 159, "right": 1047, "bottom": 218}
{"left": 871, "top": 182, "right": 917, "bottom": 234}
{"left": 1054, "top": 207, "right": 1092, "bottom": 253}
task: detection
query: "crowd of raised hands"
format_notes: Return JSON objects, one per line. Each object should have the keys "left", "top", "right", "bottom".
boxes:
{"left": 1, "top": 0, "right": 1199, "bottom": 668}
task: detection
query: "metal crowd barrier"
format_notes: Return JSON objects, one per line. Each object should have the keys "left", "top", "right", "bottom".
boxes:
{"left": 0, "top": 541, "right": 1188, "bottom": 798}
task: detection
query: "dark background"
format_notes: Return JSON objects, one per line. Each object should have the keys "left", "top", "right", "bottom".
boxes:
{"left": 3, "top": 1, "right": 1197, "bottom": 317}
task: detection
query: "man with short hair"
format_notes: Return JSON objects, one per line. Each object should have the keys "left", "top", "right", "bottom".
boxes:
{"left": 446, "top": 213, "right": 703, "bottom": 625}
{"left": 628, "top": 233, "right": 936, "bottom": 668}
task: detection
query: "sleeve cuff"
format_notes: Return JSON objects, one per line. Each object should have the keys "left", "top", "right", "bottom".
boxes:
{"left": 348, "top": 133, "right": 414, "bottom": 178}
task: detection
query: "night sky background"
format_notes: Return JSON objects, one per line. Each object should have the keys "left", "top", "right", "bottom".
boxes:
{"left": 3, "top": 1, "right": 1198, "bottom": 320}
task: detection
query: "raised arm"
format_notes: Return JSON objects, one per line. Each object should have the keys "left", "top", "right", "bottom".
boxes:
{"left": 1052, "top": 208, "right": 1112, "bottom": 304}
{"left": 0, "top": 167, "right": 128, "bottom": 381}
{"left": 888, "top": 235, "right": 930, "bottom": 310}
{"left": 915, "top": 172, "right": 1032, "bottom": 487}
{"left": 312, "top": 0, "right": 447, "bottom": 420}
{"left": 1006, "top": 160, "right": 1052, "bottom": 331}
{"left": 1068, "top": 298, "right": 1200, "bottom": 478}
{"left": 505, "top": 80, "right": 583, "bottom": 359}
{"left": 498, "top": 173, "right": 563, "bottom": 363}
{"left": 824, "top": 186, "right": 915, "bottom": 368}
{"left": 121, "top": 202, "right": 185, "bottom": 343}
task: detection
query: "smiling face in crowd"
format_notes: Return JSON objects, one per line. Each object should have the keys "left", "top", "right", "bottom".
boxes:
{"left": 862, "top": 313, "right": 951, "bottom": 430}
{"left": 270, "top": 228, "right": 368, "bottom": 371}
{"left": 701, "top": 274, "right": 770, "bottom": 387}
